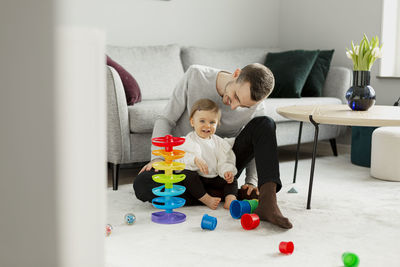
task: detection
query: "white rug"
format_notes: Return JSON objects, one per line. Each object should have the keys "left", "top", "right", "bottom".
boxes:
{"left": 106, "top": 154, "right": 400, "bottom": 267}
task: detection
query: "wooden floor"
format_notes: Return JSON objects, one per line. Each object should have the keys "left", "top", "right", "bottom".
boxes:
{"left": 107, "top": 141, "right": 350, "bottom": 188}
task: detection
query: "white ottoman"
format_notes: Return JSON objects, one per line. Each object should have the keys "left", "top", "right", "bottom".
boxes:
{"left": 371, "top": 127, "right": 400, "bottom": 181}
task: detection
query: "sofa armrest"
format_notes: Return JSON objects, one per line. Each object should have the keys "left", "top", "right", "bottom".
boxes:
{"left": 322, "top": 66, "right": 352, "bottom": 103}
{"left": 107, "top": 66, "right": 131, "bottom": 164}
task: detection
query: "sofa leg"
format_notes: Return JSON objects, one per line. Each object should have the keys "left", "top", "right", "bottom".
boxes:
{"left": 329, "top": 138, "right": 338, "bottom": 156}
{"left": 111, "top": 163, "right": 120, "bottom": 190}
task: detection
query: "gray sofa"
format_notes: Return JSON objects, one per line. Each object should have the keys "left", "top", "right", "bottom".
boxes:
{"left": 107, "top": 44, "right": 351, "bottom": 190}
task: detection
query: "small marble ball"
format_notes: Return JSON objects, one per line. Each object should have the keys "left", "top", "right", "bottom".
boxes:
{"left": 125, "top": 213, "right": 136, "bottom": 225}
{"left": 105, "top": 224, "right": 113, "bottom": 236}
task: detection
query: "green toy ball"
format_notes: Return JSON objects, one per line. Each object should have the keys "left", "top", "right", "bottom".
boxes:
{"left": 342, "top": 252, "right": 359, "bottom": 267}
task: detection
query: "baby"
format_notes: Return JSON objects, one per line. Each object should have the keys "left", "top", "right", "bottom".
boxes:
{"left": 177, "top": 98, "right": 237, "bottom": 210}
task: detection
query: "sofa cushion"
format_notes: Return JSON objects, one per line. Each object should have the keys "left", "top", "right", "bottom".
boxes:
{"left": 265, "top": 50, "right": 319, "bottom": 98}
{"left": 181, "top": 47, "right": 280, "bottom": 72}
{"left": 107, "top": 44, "right": 184, "bottom": 100}
{"left": 128, "top": 100, "right": 168, "bottom": 133}
{"left": 106, "top": 55, "right": 142, "bottom": 105}
{"left": 322, "top": 66, "right": 351, "bottom": 103}
{"left": 262, "top": 97, "right": 342, "bottom": 122}
{"left": 302, "top": 50, "right": 335, "bottom": 97}
{"left": 130, "top": 97, "right": 342, "bottom": 133}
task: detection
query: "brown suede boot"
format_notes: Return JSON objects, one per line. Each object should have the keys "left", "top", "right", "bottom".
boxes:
{"left": 254, "top": 182, "right": 293, "bottom": 229}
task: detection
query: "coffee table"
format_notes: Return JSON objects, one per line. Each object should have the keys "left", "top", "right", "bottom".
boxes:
{"left": 276, "top": 104, "right": 400, "bottom": 209}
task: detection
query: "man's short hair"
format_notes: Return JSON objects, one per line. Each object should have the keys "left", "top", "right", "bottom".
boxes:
{"left": 236, "top": 63, "right": 275, "bottom": 101}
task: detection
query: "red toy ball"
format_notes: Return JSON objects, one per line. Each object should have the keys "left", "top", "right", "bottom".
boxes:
{"left": 105, "top": 224, "right": 113, "bottom": 236}
{"left": 279, "top": 241, "right": 294, "bottom": 254}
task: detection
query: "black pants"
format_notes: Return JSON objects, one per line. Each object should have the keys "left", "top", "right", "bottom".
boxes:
{"left": 181, "top": 170, "right": 238, "bottom": 199}
{"left": 133, "top": 116, "right": 281, "bottom": 205}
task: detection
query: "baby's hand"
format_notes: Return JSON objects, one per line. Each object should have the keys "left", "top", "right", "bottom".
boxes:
{"left": 194, "top": 157, "right": 209, "bottom": 175}
{"left": 224, "top": 171, "right": 234, "bottom": 184}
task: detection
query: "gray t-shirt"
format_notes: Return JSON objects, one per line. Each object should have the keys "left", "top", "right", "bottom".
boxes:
{"left": 152, "top": 65, "right": 263, "bottom": 185}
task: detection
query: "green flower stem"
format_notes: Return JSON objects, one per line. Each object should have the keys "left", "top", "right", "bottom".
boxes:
{"left": 347, "top": 34, "right": 382, "bottom": 71}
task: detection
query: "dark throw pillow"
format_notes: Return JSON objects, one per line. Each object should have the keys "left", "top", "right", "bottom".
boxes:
{"left": 302, "top": 50, "right": 334, "bottom": 97}
{"left": 106, "top": 55, "right": 141, "bottom": 105}
{"left": 264, "top": 50, "right": 319, "bottom": 98}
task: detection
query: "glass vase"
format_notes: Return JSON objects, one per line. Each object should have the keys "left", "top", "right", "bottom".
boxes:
{"left": 345, "top": 71, "right": 376, "bottom": 111}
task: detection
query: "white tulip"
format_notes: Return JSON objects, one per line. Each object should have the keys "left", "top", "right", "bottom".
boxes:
{"left": 372, "top": 47, "right": 383, "bottom": 58}
{"left": 346, "top": 51, "right": 353, "bottom": 59}
{"left": 354, "top": 45, "right": 360, "bottom": 55}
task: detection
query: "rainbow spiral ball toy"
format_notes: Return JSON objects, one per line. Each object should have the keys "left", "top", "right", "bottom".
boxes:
{"left": 151, "top": 135, "right": 187, "bottom": 224}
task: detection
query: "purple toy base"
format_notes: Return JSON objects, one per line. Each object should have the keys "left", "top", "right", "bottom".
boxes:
{"left": 151, "top": 211, "right": 186, "bottom": 224}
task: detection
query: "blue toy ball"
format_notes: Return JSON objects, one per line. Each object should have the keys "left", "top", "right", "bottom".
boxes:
{"left": 125, "top": 213, "right": 136, "bottom": 225}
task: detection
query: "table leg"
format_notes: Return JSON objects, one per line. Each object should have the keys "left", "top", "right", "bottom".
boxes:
{"left": 293, "top": 121, "right": 303, "bottom": 183}
{"left": 307, "top": 115, "right": 319, "bottom": 209}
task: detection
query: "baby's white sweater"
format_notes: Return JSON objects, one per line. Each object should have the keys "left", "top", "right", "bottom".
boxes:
{"left": 176, "top": 131, "right": 237, "bottom": 178}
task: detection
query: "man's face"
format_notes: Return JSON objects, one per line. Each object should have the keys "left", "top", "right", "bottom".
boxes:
{"left": 222, "top": 80, "right": 258, "bottom": 110}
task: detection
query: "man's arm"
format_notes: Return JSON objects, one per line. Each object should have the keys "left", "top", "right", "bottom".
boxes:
{"left": 242, "top": 101, "right": 265, "bottom": 189}
{"left": 139, "top": 69, "right": 192, "bottom": 174}
{"left": 151, "top": 69, "right": 190, "bottom": 160}
{"left": 175, "top": 134, "right": 201, "bottom": 170}
{"left": 244, "top": 159, "right": 258, "bottom": 186}
{"left": 216, "top": 137, "right": 238, "bottom": 178}
{"left": 240, "top": 159, "right": 259, "bottom": 196}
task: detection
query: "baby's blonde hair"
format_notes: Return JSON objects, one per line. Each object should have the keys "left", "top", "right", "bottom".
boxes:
{"left": 189, "top": 99, "right": 221, "bottom": 122}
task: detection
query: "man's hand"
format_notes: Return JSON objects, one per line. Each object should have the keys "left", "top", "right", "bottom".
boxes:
{"left": 240, "top": 183, "right": 259, "bottom": 196}
{"left": 194, "top": 157, "right": 209, "bottom": 175}
{"left": 138, "top": 158, "right": 162, "bottom": 174}
{"left": 224, "top": 171, "right": 234, "bottom": 184}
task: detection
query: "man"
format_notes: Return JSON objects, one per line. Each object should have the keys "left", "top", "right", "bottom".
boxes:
{"left": 133, "top": 63, "right": 292, "bottom": 229}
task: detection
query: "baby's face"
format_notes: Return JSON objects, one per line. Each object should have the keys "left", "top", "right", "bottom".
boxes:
{"left": 190, "top": 110, "right": 219, "bottom": 139}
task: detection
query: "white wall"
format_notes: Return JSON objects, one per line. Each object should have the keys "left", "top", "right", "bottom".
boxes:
{"left": 0, "top": 1, "right": 106, "bottom": 267}
{"left": 55, "top": 28, "right": 106, "bottom": 267}
{"left": 279, "top": 0, "right": 400, "bottom": 105}
{"left": 0, "top": 1, "right": 58, "bottom": 266}
{"left": 380, "top": 0, "right": 399, "bottom": 76}
{"left": 60, "top": 0, "right": 399, "bottom": 105}
{"left": 57, "top": 0, "right": 280, "bottom": 49}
